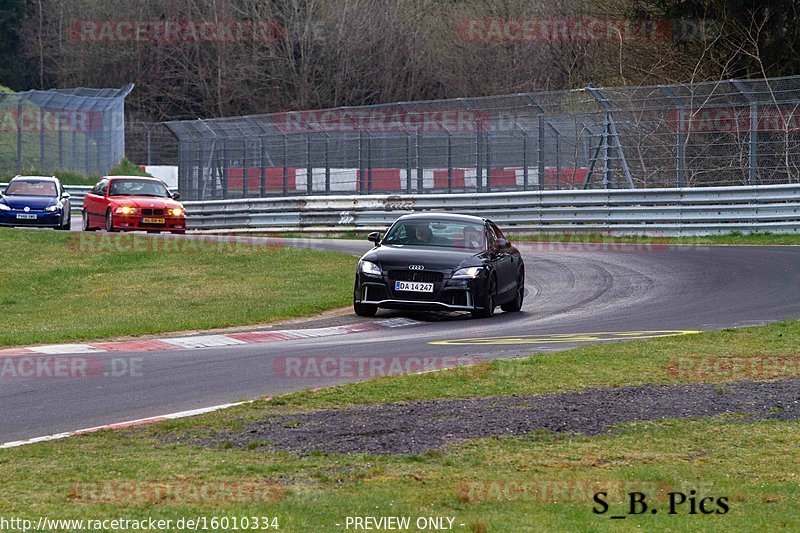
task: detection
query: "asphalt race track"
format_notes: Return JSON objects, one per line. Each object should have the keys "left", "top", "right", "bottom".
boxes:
{"left": 2, "top": 236, "right": 800, "bottom": 444}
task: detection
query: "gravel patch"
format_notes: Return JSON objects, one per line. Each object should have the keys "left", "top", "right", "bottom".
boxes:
{"left": 207, "top": 380, "right": 800, "bottom": 455}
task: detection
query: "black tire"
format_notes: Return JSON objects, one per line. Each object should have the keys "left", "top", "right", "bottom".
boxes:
{"left": 471, "top": 275, "right": 496, "bottom": 318}
{"left": 354, "top": 301, "right": 377, "bottom": 317}
{"left": 501, "top": 269, "right": 525, "bottom": 312}
{"left": 57, "top": 213, "right": 71, "bottom": 230}
{"left": 105, "top": 210, "right": 117, "bottom": 232}
{"left": 82, "top": 210, "right": 97, "bottom": 232}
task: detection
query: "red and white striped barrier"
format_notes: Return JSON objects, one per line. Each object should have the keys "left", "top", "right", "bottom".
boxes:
{"left": 0, "top": 318, "right": 422, "bottom": 357}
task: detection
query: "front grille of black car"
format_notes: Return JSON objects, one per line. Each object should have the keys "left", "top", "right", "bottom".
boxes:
{"left": 388, "top": 270, "right": 444, "bottom": 284}
{"left": 141, "top": 208, "right": 165, "bottom": 216}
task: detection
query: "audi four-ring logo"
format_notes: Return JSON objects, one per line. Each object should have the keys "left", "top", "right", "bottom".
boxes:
{"left": 409, "top": 265, "right": 425, "bottom": 270}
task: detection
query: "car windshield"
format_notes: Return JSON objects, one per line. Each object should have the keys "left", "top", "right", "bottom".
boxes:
{"left": 109, "top": 179, "right": 169, "bottom": 198}
{"left": 5, "top": 180, "right": 57, "bottom": 197}
{"left": 382, "top": 219, "right": 486, "bottom": 250}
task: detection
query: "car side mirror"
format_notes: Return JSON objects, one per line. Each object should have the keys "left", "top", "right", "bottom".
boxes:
{"left": 496, "top": 238, "right": 511, "bottom": 250}
{"left": 61, "top": 192, "right": 71, "bottom": 199}
{"left": 367, "top": 232, "right": 381, "bottom": 244}
{"left": 171, "top": 191, "right": 181, "bottom": 200}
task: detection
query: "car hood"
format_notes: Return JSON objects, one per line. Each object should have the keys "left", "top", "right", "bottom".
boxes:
{"left": 108, "top": 196, "right": 182, "bottom": 209}
{"left": 362, "top": 244, "right": 483, "bottom": 271}
{"left": 1, "top": 195, "right": 58, "bottom": 209}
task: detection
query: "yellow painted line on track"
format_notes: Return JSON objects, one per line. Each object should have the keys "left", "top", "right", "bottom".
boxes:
{"left": 429, "top": 330, "right": 702, "bottom": 346}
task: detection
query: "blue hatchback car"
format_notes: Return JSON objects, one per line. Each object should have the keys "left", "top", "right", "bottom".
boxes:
{"left": 0, "top": 176, "right": 71, "bottom": 230}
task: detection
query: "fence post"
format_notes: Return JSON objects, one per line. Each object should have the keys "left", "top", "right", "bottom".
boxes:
{"left": 282, "top": 135, "right": 288, "bottom": 196}
{"left": 520, "top": 124, "right": 528, "bottom": 190}
{"left": 447, "top": 130, "right": 453, "bottom": 193}
{"left": 39, "top": 107, "right": 45, "bottom": 171}
{"left": 16, "top": 96, "right": 23, "bottom": 173}
{"left": 259, "top": 137, "right": 266, "bottom": 197}
{"left": 415, "top": 132, "right": 423, "bottom": 192}
{"left": 406, "top": 131, "right": 412, "bottom": 193}
{"left": 242, "top": 139, "right": 248, "bottom": 197}
{"left": 146, "top": 124, "right": 153, "bottom": 166}
{"left": 367, "top": 132, "right": 373, "bottom": 194}
{"left": 221, "top": 139, "right": 229, "bottom": 199}
{"left": 476, "top": 124, "right": 483, "bottom": 191}
{"left": 731, "top": 79, "right": 758, "bottom": 185}
{"left": 521, "top": 94, "right": 545, "bottom": 191}
{"left": 324, "top": 132, "right": 331, "bottom": 193}
{"left": 57, "top": 114, "right": 63, "bottom": 170}
{"left": 659, "top": 85, "right": 686, "bottom": 187}
{"left": 547, "top": 122, "right": 561, "bottom": 189}
{"left": 306, "top": 134, "right": 313, "bottom": 194}
{"left": 358, "top": 131, "right": 364, "bottom": 193}
{"left": 84, "top": 135, "right": 90, "bottom": 175}
{"left": 485, "top": 129, "right": 492, "bottom": 193}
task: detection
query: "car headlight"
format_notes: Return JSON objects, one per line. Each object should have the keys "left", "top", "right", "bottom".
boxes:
{"left": 0, "top": 203, "right": 9, "bottom": 211}
{"left": 45, "top": 202, "right": 62, "bottom": 212}
{"left": 360, "top": 260, "right": 382, "bottom": 276}
{"left": 115, "top": 206, "right": 136, "bottom": 215}
{"left": 452, "top": 266, "right": 483, "bottom": 278}
{"left": 169, "top": 207, "right": 184, "bottom": 217}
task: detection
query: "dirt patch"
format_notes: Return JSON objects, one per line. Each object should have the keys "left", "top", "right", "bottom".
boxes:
{"left": 203, "top": 380, "right": 800, "bottom": 455}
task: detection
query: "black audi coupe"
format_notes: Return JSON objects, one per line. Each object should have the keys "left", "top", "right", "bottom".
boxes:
{"left": 353, "top": 213, "right": 525, "bottom": 318}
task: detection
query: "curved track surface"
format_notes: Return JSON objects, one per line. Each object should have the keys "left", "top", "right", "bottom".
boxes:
{"left": 2, "top": 238, "right": 800, "bottom": 443}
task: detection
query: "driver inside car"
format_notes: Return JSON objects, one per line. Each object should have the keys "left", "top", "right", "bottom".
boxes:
{"left": 413, "top": 224, "right": 433, "bottom": 244}
{"left": 464, "top": 226, "right": 483, "bottom": 250}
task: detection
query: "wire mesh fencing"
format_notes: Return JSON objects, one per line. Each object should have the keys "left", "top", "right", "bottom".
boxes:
{"left": 164, "top": 76, "right": 800, "bottom": 200}
{"left": 0, "top": 85, "right": 133, "bottom": 178}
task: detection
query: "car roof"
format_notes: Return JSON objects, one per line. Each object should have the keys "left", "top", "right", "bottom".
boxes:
{"left": 11, "top": 175, "right": 58, "bottom": 182}
{"left": 394, "top": 212, "right": 488, "bottom": 224}
{"left": 105, "top": 175, "right": 160, "bottom": 181}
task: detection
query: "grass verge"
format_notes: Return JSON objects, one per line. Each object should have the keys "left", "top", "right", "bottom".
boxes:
{"left": 1, "top": 322, "right": 798, "bottom": 531}
{"left": 0, "top": 229, "right": 355, "bottom": 347}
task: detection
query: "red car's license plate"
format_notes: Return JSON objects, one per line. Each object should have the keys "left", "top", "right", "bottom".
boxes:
{"left": 142, "top": 217, "right": 165, "bottom": 224}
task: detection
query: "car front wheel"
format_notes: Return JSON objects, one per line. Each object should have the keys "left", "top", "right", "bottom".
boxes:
{"left": 105, "top": 210, "right": 117, "bottom": 232}
{"left": 471, "top": 275, "right": 496, "bottom": 318}
{"left": 501, "top": 269, "right": 525, "bottom": 312}
{"left": 57, "top": 212, "right": 71, "bottom": 231}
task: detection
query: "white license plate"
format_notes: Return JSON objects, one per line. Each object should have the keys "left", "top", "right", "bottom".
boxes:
{"left": 395, "top": 281, "right": 434, "bottom": 293}
{"left": 16, "top": 213, "right": 37, "bottom": 220}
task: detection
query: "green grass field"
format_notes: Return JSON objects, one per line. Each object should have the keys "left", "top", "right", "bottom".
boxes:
{"left": 0, "top": 229, "right": 355, "bottom": 347}
{"left": 1, "top": 321, "right": 797, "bottom": 531}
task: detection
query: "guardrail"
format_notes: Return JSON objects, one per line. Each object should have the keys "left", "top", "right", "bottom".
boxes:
{"left": 0, "top": 184, "right": 91, "bottom": 214}
{"left": 183, "top": 183, "right": 800, "bottom": 236}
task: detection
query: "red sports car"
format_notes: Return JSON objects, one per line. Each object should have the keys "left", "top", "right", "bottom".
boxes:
{"left": 82, "top": 176, "right": 186, "bottom": 234}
